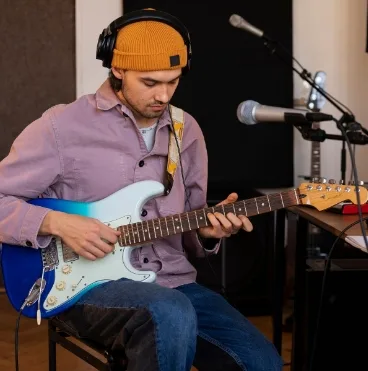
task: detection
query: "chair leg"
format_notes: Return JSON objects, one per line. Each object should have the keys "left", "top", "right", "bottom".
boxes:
{"left": 48, "top": 321, "right": 57, "bottom": 371}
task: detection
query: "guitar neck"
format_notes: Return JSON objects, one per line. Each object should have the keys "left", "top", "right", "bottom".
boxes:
{"left": 117, "top": 189, "right": 301, "bottom": 246}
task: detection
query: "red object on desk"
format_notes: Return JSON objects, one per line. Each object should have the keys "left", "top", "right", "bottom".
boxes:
{"left": 340, "top": 203, "right": 368, "bottom": 214}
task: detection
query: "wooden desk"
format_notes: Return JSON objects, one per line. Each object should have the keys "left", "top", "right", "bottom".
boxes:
{"left": 288, "top": 205, "right": 368, "bottom": 242}
{"left": 286, "top": 205, "right": 368, "bottom": 371}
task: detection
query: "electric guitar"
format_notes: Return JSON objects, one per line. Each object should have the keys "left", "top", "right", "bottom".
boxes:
{"left": 1, "top": 179, "right": 367, "bottom": 320}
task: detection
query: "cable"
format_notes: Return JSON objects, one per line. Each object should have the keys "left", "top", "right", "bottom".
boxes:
{"left": 333, "top": 118, "right": 368, "bottom": 249}
{"left": 309, "top": 216, "right": 368, "bottom": 371}
{"left": 349, "top": 145, "right": 356, "bottom": 182}
{"left": 308, "top": 120, "right": 368, "bottom": 370}
{"left": 168, "top": 108, "right": 227, "bottom": 297}
{"left": 15, "top": 308, "right": 24, "bottom": 371}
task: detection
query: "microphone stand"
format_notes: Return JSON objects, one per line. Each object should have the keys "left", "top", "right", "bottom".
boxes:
{"left": 261, "top": 38, "right": 367, "bottom": 184}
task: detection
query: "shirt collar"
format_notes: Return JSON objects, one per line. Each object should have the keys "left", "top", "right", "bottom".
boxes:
{"left": 95, "top": 79, "right": 122, "bottom": 111}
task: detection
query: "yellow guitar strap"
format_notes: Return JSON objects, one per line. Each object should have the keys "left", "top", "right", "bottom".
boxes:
{"left": 165, "top": 104, "right": 184, "bottom": 194}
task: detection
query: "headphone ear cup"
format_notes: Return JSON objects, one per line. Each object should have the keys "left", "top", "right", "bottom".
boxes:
{"left": 103, "top": 32, "right": 117, "bottom": 68}
{"left": 96, "top": 32, "right": 106, "bottom": 61}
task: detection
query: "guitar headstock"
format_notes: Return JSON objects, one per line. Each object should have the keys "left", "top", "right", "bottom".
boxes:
{"left": 298, "top": 178, "right": 368, "bottom": 211}
{"left": 307, "top": 71, "right": 327, "bottom": 113}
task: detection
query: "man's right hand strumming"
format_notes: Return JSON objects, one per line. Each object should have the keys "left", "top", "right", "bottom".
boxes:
{"left": 39, "top": 211, "right": 121, "bottom": 260}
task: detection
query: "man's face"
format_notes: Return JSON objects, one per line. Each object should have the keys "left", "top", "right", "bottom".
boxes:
{"left": 113, "top": 68, "right": 181, "bottom": 120}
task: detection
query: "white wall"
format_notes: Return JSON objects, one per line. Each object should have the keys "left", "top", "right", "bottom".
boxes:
{"left": 293, "top": 0, "right": 368, "bottom": 186}
{"left": 75, "top": 0, "right": 122, "bottom": 97}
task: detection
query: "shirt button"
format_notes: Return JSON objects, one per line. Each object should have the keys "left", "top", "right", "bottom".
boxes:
{"left": 141, "top": 209, "right": 148, "bottom": 217}
{"left": 26, "top": 240, "right": 33, "bottom": 247}
{"left": 143, "top": 258, "right": 149, "bottom": 263}
{"left": 139, "top": 160, "right": 145, "bottom": 167}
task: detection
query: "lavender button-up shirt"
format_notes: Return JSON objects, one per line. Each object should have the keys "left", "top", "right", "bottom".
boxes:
{"left": 0, "top": 79, "right": 220, "bottom": 288}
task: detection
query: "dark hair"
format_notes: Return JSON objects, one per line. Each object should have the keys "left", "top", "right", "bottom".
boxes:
{"left": 108, "top": 70, "right": 122, "bottom": 91}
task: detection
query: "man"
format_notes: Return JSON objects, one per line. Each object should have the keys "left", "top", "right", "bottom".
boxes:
{"left": 0, "top": 8, "right": 283, "bottom": 371}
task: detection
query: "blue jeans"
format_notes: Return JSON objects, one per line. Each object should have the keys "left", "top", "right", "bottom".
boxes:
{"left": 58, "top": 279, "right": 283, "bottom": 371}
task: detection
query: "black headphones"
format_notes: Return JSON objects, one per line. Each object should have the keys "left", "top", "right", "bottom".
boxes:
{"left": 96, "top": 9, "right": 192, "bottom": 75}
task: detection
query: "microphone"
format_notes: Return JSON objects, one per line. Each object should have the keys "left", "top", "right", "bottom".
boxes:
{"left": 237, "top": 100, "right": 334, "bottom": 125}
{"left": 229, "top": 14, "right": 268, "bottom": 39}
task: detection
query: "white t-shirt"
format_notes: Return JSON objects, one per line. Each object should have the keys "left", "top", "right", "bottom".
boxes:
{"left": 139, "top": 122, "right": 158, "bottom": 152}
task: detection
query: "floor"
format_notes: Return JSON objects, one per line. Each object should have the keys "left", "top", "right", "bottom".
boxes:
{"left": 0, "top": 293, "right": 292, "bottom": 370}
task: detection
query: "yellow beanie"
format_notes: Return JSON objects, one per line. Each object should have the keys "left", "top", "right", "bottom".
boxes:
{"left": 111, "top": 18, "right": 187, "bottom": 71}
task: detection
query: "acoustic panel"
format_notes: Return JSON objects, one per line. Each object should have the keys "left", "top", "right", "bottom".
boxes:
{"left": 0, "top": 0, "right": 76, "bottom": 160}
{"left": 123, "top": 0, "right": 294, "bottom": 190}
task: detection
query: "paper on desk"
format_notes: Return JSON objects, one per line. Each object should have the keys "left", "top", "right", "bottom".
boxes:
{"left": 345, "top": 236, "right": 368, "bottom": 253}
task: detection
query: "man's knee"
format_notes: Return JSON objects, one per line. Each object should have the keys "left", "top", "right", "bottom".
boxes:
{"left": 147, "top": 288, "right": 197, "bottom": 339}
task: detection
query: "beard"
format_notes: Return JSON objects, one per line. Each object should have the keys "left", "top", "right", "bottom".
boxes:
{"left": 121, "top": 86, "right": 165, "bottom": 119}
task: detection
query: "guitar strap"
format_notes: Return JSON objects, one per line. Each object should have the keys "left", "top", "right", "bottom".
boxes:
{"left": 165, "top": 104, "right": 184, "bottom": 195}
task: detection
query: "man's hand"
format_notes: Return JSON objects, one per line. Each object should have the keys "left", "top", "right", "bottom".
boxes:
{"left": 198, "top": 193, "right": 253, "bottom": 239}
{"left": 40, "top": 211, "right": 121, "bottom": 261}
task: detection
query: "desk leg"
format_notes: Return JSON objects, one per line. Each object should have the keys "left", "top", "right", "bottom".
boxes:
{"left": 291, "top": 215, "right": 309, "bottom": 371}
{"left": 272, "top": 209, "right": 285, "bottom": 355}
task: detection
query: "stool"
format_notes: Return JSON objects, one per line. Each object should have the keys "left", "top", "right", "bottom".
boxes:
{"left": 48, "top": 317, "right": 198, "bottom": 370}
{"left": 48, "top": 317, "right": 126, "bottom": 370}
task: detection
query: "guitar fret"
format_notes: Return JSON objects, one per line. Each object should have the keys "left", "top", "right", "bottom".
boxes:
{"left": 126, "top": 225, "right": 132, "bottom": 245}
{"left": 118, "top": 230, "right": 123, "bottom": 246}
{"left": 186, "top": 212, "right": 192, "bottom": 230}
{"left": 164, "top": 217, "right": 169, "bottom": 235}
{"left": 171, "top": 216, "right": 180, "bottom": 233}
{"left": 122, "top": 226, "right": 127, "bottom": 246}
{"left": 202, "top": 209, "right": 208, "bottom": 226}
{"left": 255, "top": 198, "right": 259, "bottom": 214}
{"left": 145, "top": 220, "right": 151, "bottom": 240}
{"left": 266, "top": 195, "right": 271, "bottom": 211}
{"left": 194, "top": 211, "right": 199, "bottom": 228}
{"left": 135, "top": 223, "right": 142, "bottom": 243}
{"left": 280, "top": 193, "right": 285, "bottom": 208}
{"left": 151, "top": 219, "right": 157, "bottom": 239}
{"left": 128, "top": 224, "right": 135, "bottom": 244}
{"left": 139, "top": 222, "right": 145, "bottom": 242}
{"left": 232, "top": 203, "right": 236, "bottom": 214}
{"left": 242, "top": 200, "right": 248, "bottom": 216}
{"left": 179, "top": 214, "right": 183, "bottom": 232}
{"left": 156, "top": 219, "right": 163, "bottom": 237}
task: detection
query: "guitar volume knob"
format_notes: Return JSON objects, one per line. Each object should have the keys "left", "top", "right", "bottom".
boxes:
{"left": 62, "top": 265, "right": 72, "bottom": 274}
{"left": 56, "top": 281, "right": 66, "bottom": 291}
{"left": 47, "top": 296, "right": 58, "bottom": 306}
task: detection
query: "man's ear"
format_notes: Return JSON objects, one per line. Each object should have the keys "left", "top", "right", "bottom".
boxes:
{"left": 111, "top": 67, "right": 125, "bottom": 80}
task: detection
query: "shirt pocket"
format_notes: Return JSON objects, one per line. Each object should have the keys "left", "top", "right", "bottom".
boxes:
{"left": 72, "top": 152, "right": 128, "bottom": 202}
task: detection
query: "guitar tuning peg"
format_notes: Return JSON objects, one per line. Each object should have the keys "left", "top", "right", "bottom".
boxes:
{"left": 339, "top": 180, "right": 344, "bottom": 185}
{"left": 328, "top": 179, "right": 336, "bottom": 184}
{"left": 358, "top": 180, "right": 364, "bottom": 186}
{"left": 348, "top": 180, "right": 355, "bottom": 185}
{"left": 320, "top": 177, "right": 327, "bottom": 184}
{"left": 312, "top": 177, "right": 319, "bottom": 183}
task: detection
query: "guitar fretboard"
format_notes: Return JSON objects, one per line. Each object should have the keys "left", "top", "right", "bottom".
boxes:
{"left": 311, "top": 122, "right": 320, "bottom": 179}
{"left": 117, "top": 189, "right": 300, "bottom": 246}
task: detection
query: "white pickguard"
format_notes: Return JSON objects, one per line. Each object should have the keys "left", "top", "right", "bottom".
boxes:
{"left": 43, "top": 180, "right": 165, "bottom": 312}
